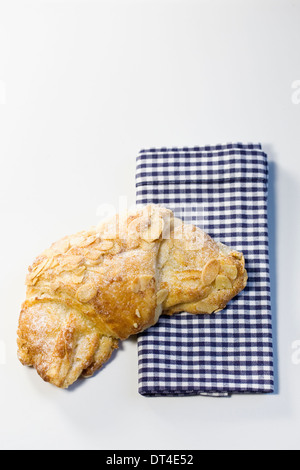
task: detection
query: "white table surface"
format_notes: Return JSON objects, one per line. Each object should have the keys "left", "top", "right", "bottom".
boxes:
{"left": 1, "top": 0, "right": 300, "bottom": 451}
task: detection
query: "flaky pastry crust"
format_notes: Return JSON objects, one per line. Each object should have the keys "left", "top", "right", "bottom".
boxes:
{"left": 17, "top": 205, "right": 247, "bottom": 388}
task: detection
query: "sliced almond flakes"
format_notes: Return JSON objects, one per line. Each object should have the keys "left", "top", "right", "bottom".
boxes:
{"left": 201, "top": 259, "right": 220, "bottom": 286}
{"left": 215, "top": 274, "right": 232, "bottom": 290}
{"left": 76, "top": 283, "right": 98, "bottom": 303}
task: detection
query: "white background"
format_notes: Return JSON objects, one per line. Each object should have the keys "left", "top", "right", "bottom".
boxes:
{"left": 0, "top": 0, "right": 300, "bottom": 450}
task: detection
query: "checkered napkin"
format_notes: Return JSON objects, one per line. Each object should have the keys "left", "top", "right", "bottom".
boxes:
{"left": 135, "top": 143, "right": 274, "bottom": 396}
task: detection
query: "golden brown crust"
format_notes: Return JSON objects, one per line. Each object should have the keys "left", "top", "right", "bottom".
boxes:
{"left": 17, "top": 204, "right": 247, "bottom": 388}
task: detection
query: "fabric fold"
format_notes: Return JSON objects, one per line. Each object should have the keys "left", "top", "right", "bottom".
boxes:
{"left": 136, "top": 143, "right": 274, "bottom": 397}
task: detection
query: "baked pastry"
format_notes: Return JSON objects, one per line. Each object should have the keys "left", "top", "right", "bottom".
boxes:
{"left": 17, "top": 204, "right": 247, "bottom": 388}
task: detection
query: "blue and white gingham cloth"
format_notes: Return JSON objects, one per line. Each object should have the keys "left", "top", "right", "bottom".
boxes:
{"left": 135, "top": 143, "right": 274, "bottom": 396}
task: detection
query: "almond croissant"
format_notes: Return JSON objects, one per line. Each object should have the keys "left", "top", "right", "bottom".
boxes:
{"left": 17, "top": 204, "right": 247, "bottom": 388}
